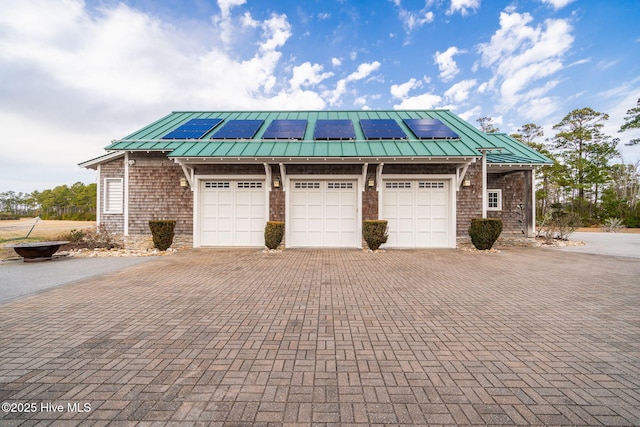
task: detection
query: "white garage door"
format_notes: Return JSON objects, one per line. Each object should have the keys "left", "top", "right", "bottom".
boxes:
{"left": 382, "top": 180, "right": 450, "bottom": 248}
{"left": 289, "top": 180, "right": 358, "bottom": 247}
{"left": 200, "top": 180, "right": 265, "bottom": 246}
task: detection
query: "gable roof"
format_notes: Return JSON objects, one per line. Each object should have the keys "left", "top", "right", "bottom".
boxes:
{"left": 103, "top": 110, "right": 551, "bottom": 165}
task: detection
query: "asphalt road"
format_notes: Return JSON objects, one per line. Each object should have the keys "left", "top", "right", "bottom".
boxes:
{"left": 557, "top": 231, "right": 640, "bottom": 258}
{"left": 0, "top": 256, "right": 156, "bottom": 303}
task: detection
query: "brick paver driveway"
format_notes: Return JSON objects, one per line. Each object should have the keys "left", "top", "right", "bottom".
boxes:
{"left": 1, "top": 247, "right": 639, "bottom": 425}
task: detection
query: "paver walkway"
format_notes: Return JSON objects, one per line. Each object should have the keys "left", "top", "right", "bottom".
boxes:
{"left": 1, "top": 248, "right": 639, "bottom": 425}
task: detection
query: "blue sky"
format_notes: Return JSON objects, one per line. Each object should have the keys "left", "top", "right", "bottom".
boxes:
{"left": 1, "top": 0, "right": 639, "bottom": 193}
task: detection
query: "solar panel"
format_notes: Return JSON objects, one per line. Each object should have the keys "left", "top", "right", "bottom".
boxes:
{"left": 211, "top": 119, "right": 264, "bottom": 139}
{"left": 403, "top": 118, "right": 459, "bottom": 139}
{"left": 262, "top": 119, "right": 307, "bottom": 139}
{"left": 162, "top": 118, "right": 223, "bottom": 139}
{"left": 313, "top": 119, "right": 356, "bottom": 140}
{"left": 360, "top": 119, "right": 407, "bottom": 140}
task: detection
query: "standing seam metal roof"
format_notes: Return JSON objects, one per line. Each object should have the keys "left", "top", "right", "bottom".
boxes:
{"left": 104, "top": 110, "right": 552, "bottom": 164}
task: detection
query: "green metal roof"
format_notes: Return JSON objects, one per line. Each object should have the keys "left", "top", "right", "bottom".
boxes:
{"left": 483, "top": 133, "right": 553, "bottom": 165}
{"left": 104, "top": 110, "right": 550, "bottom": 165}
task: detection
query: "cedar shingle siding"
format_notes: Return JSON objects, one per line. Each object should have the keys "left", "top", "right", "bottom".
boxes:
{"left": 128, "top": 152, "right": 193, "bottom": 235}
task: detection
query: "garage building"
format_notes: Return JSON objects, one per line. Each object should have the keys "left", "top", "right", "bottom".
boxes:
{"left": 80, "top": 110, "right": 551, "bottom": 249}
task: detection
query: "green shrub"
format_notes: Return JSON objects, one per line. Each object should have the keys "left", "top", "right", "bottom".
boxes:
{"left": 468, "top": 218, "right": 503, "bottom": 250}
{"left": 149, "top": 220, "right": 176, "bottom": 251}
{"left": 363, "top": 220, "right": 388, "bottom": 250}
{"left": 264, "top": 221, "right": 284, "bottom": 249}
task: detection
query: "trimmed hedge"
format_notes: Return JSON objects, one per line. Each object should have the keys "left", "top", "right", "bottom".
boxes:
{"left": 468, "top": 218, "right": 503, "bottom": 250}
{"left": 264, "top": 221, "right": 284, "bottom": 249}
{"left": 363, "top": 220, "right": 388, "bottom": 250}
{"left": 149, "top": 220, "right": 176, "bottom": 251}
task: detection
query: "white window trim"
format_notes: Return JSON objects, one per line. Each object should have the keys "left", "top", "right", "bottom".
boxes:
{"left": 487, "top": 189, "right": 502, "bottom": 211}
{"left": 103, "top": 178, "right": 124, "bottom": 214}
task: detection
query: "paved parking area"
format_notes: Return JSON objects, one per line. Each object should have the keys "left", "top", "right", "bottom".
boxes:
{"left": 0, "top": 256, "right": 155, "bottom": 303}
{"left": 1, "top": 247, "right": 639, "bottom": 425}
{"left": 559, "top": 231, "right": 640, "bottom": 258}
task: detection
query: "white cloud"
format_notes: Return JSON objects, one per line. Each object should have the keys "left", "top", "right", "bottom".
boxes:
{"left": 390, "top": 0, "right": 435, "bottom": 43}
{"left": 354, "top": 97, "right": 367, "bottom": 106}
{"left": 567, "top": 58, "right": 591, "bottom": 67}
{"left": 458, "top": 106, "right": 482, "bottom": 121}
{"left": 517, "top": 96, "right": 560, "bottom": 122}
{"left": 217, "top": 0, "right": 246, "bottom": 18}
{"left": 393, "top": 92, "right": 443, "bottom": 109}
{"left": 0, "top": 0, "right": 332, "bottom": 191}
{"left": 323, "top": 61, "right": 381, "bottom": 106}
{"left": 597, "top": 59, "right": 620, "bottom": 70}
{"left": 348, "top": 61, "right": 381, "bottom": 80}
{"left": 390, "top": 74, "right": 445, "bottom": 110}
{"left": 398, "top": 8, "right": 435, "bottom": 32}
{"left": 597, "top": 78, "right": 640, "bottom": 163}
{"left": 289, "top": 62, "right": 334, "bottom": 91}
{"left": 434, "top": 46, "right": 465, "bottom": 82}
{"left": 331, "top": 57, "right": 342, "bottom": 67}
{"left": 215, "top": 0, "right": 249, "bottom": 44}
{"left": 390, "top": 78, "right": 422, "bottom": 99}
{"left": 444, "top": 79, "right": 477, "bottom": 103}
{"left": 476, "top": 10, "right": 574, "bottom": 116}
{"left": 538, "top": 0, "right": 575, "bottom": 10}
{"left": 447, "top": 0, "right": 480, "bottom": 16}
{"left": 0, "top": 0, "right": 299, "bottom": 116}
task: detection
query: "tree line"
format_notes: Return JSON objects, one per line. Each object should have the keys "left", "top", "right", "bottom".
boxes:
{"left": 479, "top": 98, "right": 640, "bottom": 228}
{"left": 0, "top": 182, "right": 96, "bottom": 220}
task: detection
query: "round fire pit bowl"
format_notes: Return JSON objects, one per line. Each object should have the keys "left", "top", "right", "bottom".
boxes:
{"left": 6, "top": 241, "right": 69, "bottom": 262}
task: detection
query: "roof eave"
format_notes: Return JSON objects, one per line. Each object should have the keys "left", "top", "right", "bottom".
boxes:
{"left": 171, "top": 155, "right": 479, "bottom": 164}
{"left": 487, "top": 162, "right": 550, "bottom": 171}
{"left": 78, "top": 151, "right": 125, "bottom": 169}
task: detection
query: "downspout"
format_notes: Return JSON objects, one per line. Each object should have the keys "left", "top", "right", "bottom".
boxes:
{"left": 531, "top": 169, "right": 536, "bottom": 237}
{"left": 124, "top": 152, "right": 130, "bottom": 236}
{"left": 482, "top": 151, "right": 487, "bottom": 218}
{"left": 96, "top": 164, "right": 101, "bottom": 227}
{"left": 376, "top": 163, "right": 384, "bottom": 220}
{"left": 263, "top": 163, "right": 272, "bottom": 222}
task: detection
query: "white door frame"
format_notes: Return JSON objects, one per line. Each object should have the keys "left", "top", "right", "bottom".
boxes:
{"left": 380, "top": 174, "right": 457, "bottom": 248}
{"left": 193, "top": 175, "right": 268, "bottom": 247}
{"left": 286, "top": 174, "right": 362, "bottom": 248}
